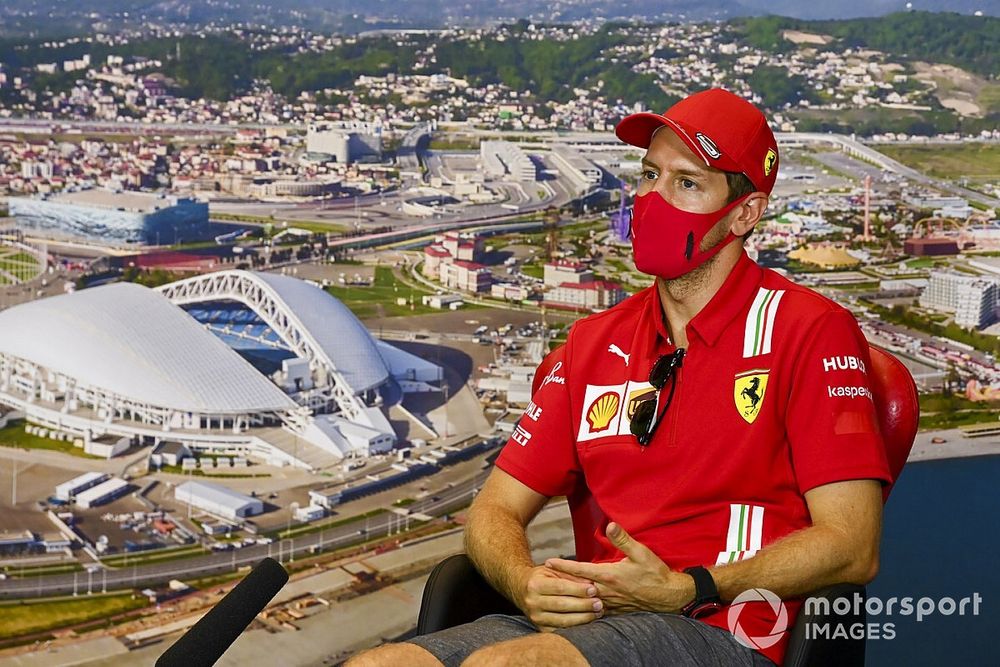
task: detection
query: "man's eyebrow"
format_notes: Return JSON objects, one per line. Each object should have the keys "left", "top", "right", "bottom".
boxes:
{"left": 641, "top": 157, "right": 709, "bottom": 178}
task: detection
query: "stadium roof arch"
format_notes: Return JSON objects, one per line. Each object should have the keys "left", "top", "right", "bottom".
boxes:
{"left": 0, "top": 282, "right": 298, "bottom": 416}
{"left": 157, "top": 270, "right": 393, "bottom": 422}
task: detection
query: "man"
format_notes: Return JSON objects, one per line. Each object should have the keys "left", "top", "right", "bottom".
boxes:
{"left": 350, "top": 88, "right": 890, "bottom": 667}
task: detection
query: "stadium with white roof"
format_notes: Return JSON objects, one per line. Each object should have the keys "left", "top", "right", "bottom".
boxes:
{"left": 0, "top": 270, "right": 442, "bottom": 470}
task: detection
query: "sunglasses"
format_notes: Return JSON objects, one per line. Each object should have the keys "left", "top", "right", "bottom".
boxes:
{"left": 630, "top": 348, "right": 686, "bottom": 446}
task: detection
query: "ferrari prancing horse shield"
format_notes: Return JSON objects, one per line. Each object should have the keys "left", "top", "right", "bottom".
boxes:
{"left": 734, "top": 371, "right": 769, "bottom": 424}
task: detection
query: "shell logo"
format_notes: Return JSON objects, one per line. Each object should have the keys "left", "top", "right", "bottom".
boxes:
{"left": 586, "top": 392, "right": 621, "bottom": 433}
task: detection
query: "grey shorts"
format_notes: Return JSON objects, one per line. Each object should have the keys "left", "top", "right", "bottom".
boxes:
{"left": 406, "top": 612, "right": 775, "bottom": 667}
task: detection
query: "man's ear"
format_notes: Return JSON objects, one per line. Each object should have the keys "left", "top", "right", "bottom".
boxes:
{"left": 730, "top": 193, "right": 769, "bottom": 236}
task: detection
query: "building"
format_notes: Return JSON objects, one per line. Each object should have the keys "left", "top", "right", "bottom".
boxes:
{"left": 441, "top": 233, "right": 484, "bottom": 262}
{"left": 0, "top": 530, "right": 36, "bottom": 554}
{"left": 904, "top": 238, "right": 959, "bottom": 256}
{"left": 308, "top": 487, "right": 343, "bottom": 509}
{"left": 84, "top": 434, "right": 131, "bottom": 459}
{"left": 965, "top": 225, "right": 1000, "bottom": 251}
{"left": 440, "top": 260, "right": 493, "bottom": 293}
{"left": 920, "top": 271, "right": 1000, "bottom": 329}
{"left": 955, "top": 280, "right": 999, "bottom": 329}
{"left": 150, "top": 441, "right": 192, "bottom": 468}
{"left": 75, "top": 477, "right": 129, "bottom": 508}
{"left": 245, "top": 178, "right": 340, "bottom": 199}
{"left": 294, "top": 504, "right": 326, "bottom": 522}
{"left": 40, "top": 533, "right": 72, "bottom": 553}
{"left": 0, "top": 271, "right": 443, "bottom": 470}
{"left": 8, "top": 189, "right": 209, "bottom": 245}
{"left": 544, "top": 260, "right": 593, "bottom": 287}
{"left": 480, "top": 141, "right": 536, "bottom": 181}
{"left": 422, "top": 294, "right": 465, "bottom": 309}
{"left": 174, "top": 480, "right": 263, "bottom": 521}
{"left": 905, "top": 194, "right": 969, "bottom": 210}
{"left": 55, "top": 472, "right": 110, "bottom": 502}
{"left": 549, "top": 145, "right": 603, "bottom": 192}
{"left": 787, "top": 245, "right": 861, "bottom": 269}
{"left": 306, "top": 122, "right": 382, "bottom": 163}
{"left": 491, "top": 283, "right": 531, "bottom": 301}
{"left": 424, "top": 233, "right": 486, "bottom": 280}
{"left": 542, "top": 259, "right": 625, "bottom": 311}
{"left": 423, "top": 245, "right": 451, "bottom": 278}
{"left": 545, "top": 281, "right": 626, "bottom": 311}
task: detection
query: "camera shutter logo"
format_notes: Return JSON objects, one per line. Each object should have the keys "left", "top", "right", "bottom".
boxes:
{"left": 727, "top": 588, "right": 788, "bottom": 650}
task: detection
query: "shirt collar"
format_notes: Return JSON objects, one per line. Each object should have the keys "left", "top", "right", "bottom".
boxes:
{"left": 642, "top": 251, "right": 764, "bottom": 349}
{"left": 641, "top": 284, "right": 672, "bottom": 345}
{"left": 687, "top": 251, "right": 763, "bottom": 347}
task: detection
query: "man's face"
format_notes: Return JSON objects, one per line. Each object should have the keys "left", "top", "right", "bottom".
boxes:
{"left": 636, "top": 127, "right": 730, "bottom": 214}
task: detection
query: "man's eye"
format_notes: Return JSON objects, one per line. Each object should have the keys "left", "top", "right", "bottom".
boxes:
{"left": 641, "top": 170, "right": 658, "bottom": 181}
{"left": 680, "top": 178, "right": 697, "bottom": 189}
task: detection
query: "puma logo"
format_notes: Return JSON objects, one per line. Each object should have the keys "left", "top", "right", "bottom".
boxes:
{"left": 608, "top": 344, "right": 630, "bottom": 367}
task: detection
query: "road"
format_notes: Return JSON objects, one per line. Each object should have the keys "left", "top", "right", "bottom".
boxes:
{"left": 0, "top": 469, "right": 489, "bottom": 599}
{"left": 776, "top": 131, "right": 1000, "bottom": 208}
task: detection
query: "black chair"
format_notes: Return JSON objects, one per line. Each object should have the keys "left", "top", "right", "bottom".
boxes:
{"left": 417, "top": 553, "right": 866, "bottom": 667}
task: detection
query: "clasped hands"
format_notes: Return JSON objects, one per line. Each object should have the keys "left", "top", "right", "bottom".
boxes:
{"left": 514, "top": 522, "right": 695, "bottom": 631}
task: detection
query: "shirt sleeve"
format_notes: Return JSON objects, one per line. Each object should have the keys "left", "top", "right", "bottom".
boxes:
{"left": 495, "top": 346, "right": 581, "bottom": 497}
{"left": 785, "top": 308, "right": 892, "bottom": 495}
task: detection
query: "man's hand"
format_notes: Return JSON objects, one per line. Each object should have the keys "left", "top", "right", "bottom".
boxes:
{"left": 545, "top": 522, "right": 695, "bottom": 615}
{"left": 514, "top": 564, "right": 604, "bottom": 631}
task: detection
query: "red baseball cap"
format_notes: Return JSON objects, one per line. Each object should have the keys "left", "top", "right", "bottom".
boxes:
{"left": 616, "top": 88, "right": 780, "bottom": 194}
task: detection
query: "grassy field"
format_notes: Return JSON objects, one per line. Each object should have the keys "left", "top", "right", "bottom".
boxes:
{"left": 1, "top": 562, "right": 84, "bottom": 578}
{"left": 0, "top": 251, "right": 41, "bottom": 279}
{"left": 977, "top": 84, "right": 1000, "bottom": 115}
{"left": 0, "top": 422, "right": 100, "bottom": 459}
{"left": 918, "top": 394, "right": 1000, "bottom": 430}
{"left": 326, "top": 266, "right": 443, "bottom": 319}
{"left": 519, "top": 264, "right": 544, "bottom": 280}
{"left": 904, "top": 257, "right": 945, "bottom": 270}
{"left": 211, "top": 213, "right": 347, "bottom": 235}
{"left": 156, "top": 463, "right": 270, "bottom": 479}
{"left": 920, "top": 409, "right": 1000, "bottom": 431}
{"left": 100, "top": 544, "right": 209, "bottom": 568}
{"left": 877, "top": 143, "right": 1000, "bottom": 184}
{"left": 0, "top": 594, "right": 148, "bottom": 640}
{"left": 277, "top": 220, "right": 349, "bottom": 235}
{"left": 0, "top": 259, "right": 36, "bottom": 269}
{"left": 428, "top": 137, "right": 481, "bottom": 151}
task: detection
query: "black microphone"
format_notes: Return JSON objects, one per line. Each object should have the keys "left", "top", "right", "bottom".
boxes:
{"left": 156, "top": 557, "right": 289, "bottom": 667}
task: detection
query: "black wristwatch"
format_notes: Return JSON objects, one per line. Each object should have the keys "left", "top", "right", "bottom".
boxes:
{"left": 681, "top": 566, "right": 723, "bottom": 619}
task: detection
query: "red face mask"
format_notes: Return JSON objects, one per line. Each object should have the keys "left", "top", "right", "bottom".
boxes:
{"left": 630, "top": 191, "right": 749, "bottom": 280}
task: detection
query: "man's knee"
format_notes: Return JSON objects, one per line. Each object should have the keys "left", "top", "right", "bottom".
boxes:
{"left": 463, "top": 633, "right": 588, "bottom": 667}
{"left": 346, "top": 641, "right": 443, "bottom": 667}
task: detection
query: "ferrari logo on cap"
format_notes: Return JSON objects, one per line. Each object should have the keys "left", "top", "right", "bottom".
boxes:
{"left": 763, "top": 148, "right": 777, "bottom": 176}
{"left": 734, "top": 370, "right": 769, "bottom": 424}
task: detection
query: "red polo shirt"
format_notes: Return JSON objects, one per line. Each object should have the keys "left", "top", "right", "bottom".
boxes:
{"left": 496, "top": 251, "right": 891, "bottom": 665}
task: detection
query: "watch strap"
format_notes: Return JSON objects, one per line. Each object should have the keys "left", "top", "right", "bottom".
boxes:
{"left": 682, "top": 565, "right": 722, "bottom": 618}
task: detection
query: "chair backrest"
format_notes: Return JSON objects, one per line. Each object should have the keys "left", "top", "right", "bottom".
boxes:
{"left": 529, "top": 342, "right": 919, "bottom": 558}
{"left": 866, "top": 345, "right": 919, "bottom": 501}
